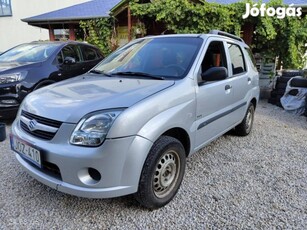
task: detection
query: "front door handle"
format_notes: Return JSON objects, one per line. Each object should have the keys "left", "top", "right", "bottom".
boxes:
{"left": 225, "top": 85, "right": 232, "bottom": 90}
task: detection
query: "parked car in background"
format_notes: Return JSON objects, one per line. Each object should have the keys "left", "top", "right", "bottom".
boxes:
{"left": 0, "top": 41, "right": 103, "bottom": 119}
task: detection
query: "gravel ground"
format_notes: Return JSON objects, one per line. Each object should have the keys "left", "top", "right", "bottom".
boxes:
{"left": 0, "top": 100, "right": 306, "bottom": 229}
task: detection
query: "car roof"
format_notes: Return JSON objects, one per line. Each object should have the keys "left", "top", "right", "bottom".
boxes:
{"left": 26, "top": 41, "right": 98, "bottom": 48}
{"left": 143, "top": 31, "right": 249, "bottom": 48}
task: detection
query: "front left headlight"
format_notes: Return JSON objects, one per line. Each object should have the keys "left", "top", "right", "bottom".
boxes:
{"left": 70, "top": 110, "right": 122, "bottom": 147}
{"left": 0, "top": 71, "right": 27, "bottom": 84}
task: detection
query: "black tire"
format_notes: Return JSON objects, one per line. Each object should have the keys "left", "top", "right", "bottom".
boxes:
{"left": 134, "top": 136, "right": 186, "bottom": 209}
{"left": 278, "top": 76, "right": 292, "bottom": 83}
{"left": 276, "top": 88, "right": 285, "bottom": 96}
{"left": 282, "top": 71, "right": 303, "bottom": 78}
{"left": 290, "top": 78, "right": 307, "bottom": 88}
{"left": 234, "top": 103, "right": 255, "bottom": 136}
{"left": 276, "top": 101, "right": 283, "bottom": 108}
{"left": 268, "top": 98, "right": 277, "bottom": 105}
{"left": 34, "top": 80, "right": 55, "bottom": 90}
{"left": 270, "top": 90, "right": 278, "bottom": 98}
{"left": 275, "top": 82, "right": 287, "bottom": 90}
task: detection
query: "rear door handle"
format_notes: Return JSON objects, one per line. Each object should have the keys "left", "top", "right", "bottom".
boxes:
{"left": 248, "top": 77, "right": 252, "bottom": 84}
{"left": 225, "top": 85, "right": 232, "bottom": 90}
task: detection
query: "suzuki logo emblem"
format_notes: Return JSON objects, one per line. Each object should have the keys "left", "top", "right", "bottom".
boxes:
{"left": 28, "top": 119, "right": 38, "bottom": 132}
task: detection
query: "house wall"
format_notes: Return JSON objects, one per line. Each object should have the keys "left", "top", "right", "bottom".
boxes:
{"left": 0, "top": 0, "right": 89, "bottom": 52}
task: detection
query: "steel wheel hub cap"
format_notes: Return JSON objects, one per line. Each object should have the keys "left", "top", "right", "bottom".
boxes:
{"left": 246, "top": 108, "right": 253, "bottom": 129}
{"left": 153, "top": 151, "right": 179, "bottom": 198}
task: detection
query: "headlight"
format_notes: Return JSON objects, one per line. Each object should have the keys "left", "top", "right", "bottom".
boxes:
{"left": 70, "top": 110, "right": 122, "bottom": 147}
{"left": 0, "top": 71, "right": 27, "bottom": 84}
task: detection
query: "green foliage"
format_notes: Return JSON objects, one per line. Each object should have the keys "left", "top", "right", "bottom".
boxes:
{"left": 130, "top": 0, "right": 240, "bottom": 35}
{"left": 130, "top": 0, "right": 307, "bottom": 69}
{"left": 79, "top": 18, "right": 115, "bottom": 56}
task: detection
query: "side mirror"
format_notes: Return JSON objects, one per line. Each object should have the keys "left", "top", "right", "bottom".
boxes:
{"left": 63, "top": 56, "right": 76, "bottom": 65}
{"left": 201, "top": 67, "right": 228, "bottom": 82}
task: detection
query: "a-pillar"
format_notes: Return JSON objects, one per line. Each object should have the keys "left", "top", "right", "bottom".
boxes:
{"left": 48, "top": 25, "right": 55, "bottom": 41}
{"left": 128, "top": 6, "right": 131, "bottom": 41}
{"left": 69, "top": 24, "right": 76, "bottom": 40}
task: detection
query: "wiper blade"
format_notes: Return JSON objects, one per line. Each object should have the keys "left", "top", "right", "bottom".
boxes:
{"left": 111, "top": 71, "right": 165, "bottom": 80}
{"left": 89, "top": 69, "right": 112, "bottom": 77}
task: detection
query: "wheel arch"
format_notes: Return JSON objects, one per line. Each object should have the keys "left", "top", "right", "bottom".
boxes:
{"left": 33, "top": 79, "right": 56, "bottom": 90}
{"left": 250, "top": 97, "right": 257, "bottom": 109}
{"left": 162, "top": 127, "right": 191, "bottom": 157}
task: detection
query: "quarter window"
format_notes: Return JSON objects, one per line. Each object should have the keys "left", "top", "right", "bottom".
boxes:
{"left": 228, "top": 43, "right": 246, "bottom": 75}
{"left": 0, "top": 0, "right": 12, "bottom": 16}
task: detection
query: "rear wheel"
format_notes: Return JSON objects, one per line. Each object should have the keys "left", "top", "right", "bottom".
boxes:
{"left": 234, "top": 103, "right": 255, "bottom": 136}
{"left": 135, "top": 136, "right": 186, "bottom": 209}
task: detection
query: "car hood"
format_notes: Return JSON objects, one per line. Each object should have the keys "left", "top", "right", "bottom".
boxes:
{"left": 23, "top": 75, "right": 175, "bottom": 123}
{"left": 0, "top": 61, "right": 39, "bottom": 72}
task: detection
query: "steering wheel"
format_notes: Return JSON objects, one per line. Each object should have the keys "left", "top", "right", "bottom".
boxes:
{"left": 164, "top": 64, "right": 185, "bottom": 76}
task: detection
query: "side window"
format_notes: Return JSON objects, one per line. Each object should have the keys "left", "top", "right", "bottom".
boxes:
{"left": 82, "top": 46, "right": 98, "bottom": 61}
{"left": 227, "top": 43, "right": 246, "bottom": 75}
{"left": 201, "top": 41, "right": 227, "bottom": 74}
{"left": 61, "top": 45, "right": 81, "bottom": 62}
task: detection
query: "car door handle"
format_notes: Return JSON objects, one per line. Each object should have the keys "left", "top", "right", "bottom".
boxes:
{"left": 225, "top": 85, "right": 232, "bottom": 90}
{"left": 248, "top": 77, "right": 252, "bottom": 84}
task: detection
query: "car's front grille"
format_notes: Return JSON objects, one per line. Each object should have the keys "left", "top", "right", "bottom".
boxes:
{"left": 20, "top": 110, "right": 62, "bottom": 140}
{"left": 21, "top": 110, "right": 62, "bottom": 128}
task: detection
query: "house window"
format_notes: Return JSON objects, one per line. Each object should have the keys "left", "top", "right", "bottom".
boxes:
{"left": 0, "top": 0, "right": 12, "bottom": 16}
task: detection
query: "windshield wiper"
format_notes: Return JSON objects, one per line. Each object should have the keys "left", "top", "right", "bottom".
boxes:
{"left": 89, "top": 69, "right": 112, "bottom": 77}
{"left": 111, "top": 71, "right": 165, "bottom": 80}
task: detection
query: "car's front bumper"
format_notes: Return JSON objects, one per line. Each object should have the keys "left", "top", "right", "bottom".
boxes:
{"left": 0, "top": 84, "right": 22, "bottom": 118}
{"left": 11, "top": 119, "right": 153, "bottom": 198}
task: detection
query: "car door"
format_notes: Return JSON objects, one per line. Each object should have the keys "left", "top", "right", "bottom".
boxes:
{"left": 194, "top": 39, "right": 237, "bottom": 149}
{"left": 56, "top": 44, "right": 83, "bottom": 80}
{"left": 225, "top": 42, "right": 252, "bottom": 119}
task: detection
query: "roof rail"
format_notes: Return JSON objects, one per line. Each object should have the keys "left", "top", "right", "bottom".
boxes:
{"left": 209, "top": 30, "right": 244, "bottom": 42}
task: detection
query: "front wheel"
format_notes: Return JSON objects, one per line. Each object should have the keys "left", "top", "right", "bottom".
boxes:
{"left": 134, "top": 136, "right": 186, "bottom": 209}
{"left": 234, "top": 103, "right": 255, "bottom": 136}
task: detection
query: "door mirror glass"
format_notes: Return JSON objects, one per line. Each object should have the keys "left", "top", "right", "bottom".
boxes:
{"left": 201, "top": 67, "right": 228, "bottom": 81}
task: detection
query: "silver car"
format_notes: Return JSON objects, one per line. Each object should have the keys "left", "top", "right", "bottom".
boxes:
{"left": 11, "top": 31, "right": 259, "bottom": 209}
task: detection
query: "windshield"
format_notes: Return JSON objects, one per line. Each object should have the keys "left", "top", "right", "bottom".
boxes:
{"left": 0, "top": 43, "right": 59, "bottom": 63}
{"left": 94, "top": 37, "right": 202, "bottom": 79}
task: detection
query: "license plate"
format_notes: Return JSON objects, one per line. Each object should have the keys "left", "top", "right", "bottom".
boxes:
{"left": 10, "top": 135, "right": 41, "bottom": 168}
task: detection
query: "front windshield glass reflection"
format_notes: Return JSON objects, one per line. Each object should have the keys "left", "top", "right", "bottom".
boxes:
{"left": 95, "top": 37, "right": 202, "bottom": 79}
{"left": 0, "top": 43, "right": 59, "bottom": 63}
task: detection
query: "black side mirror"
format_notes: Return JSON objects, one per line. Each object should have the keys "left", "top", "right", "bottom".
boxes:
{"left": 201, "top": 67, "right": 228, "bottom": 82}
{"left": 64, "top": 56, "right": 76, "bottom": 65}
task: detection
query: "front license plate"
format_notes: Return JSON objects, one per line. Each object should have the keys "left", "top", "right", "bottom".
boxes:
{"left": 10, "top": 135, "right": 41, "bottom": 168}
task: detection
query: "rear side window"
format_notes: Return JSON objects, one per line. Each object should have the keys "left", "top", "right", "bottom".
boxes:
{"left": 83, "top": 46, "right": 99, "bottom": 61}
{"left": 227, "top": 43, "right": 246, "bottom": 75}
{"left": 245, "top": 48, "right": 258, "bottom": 72}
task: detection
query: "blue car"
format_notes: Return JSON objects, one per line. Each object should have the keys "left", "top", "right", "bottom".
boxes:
{"left": 0, "top": 41, "right": 103, "bottom": 118}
